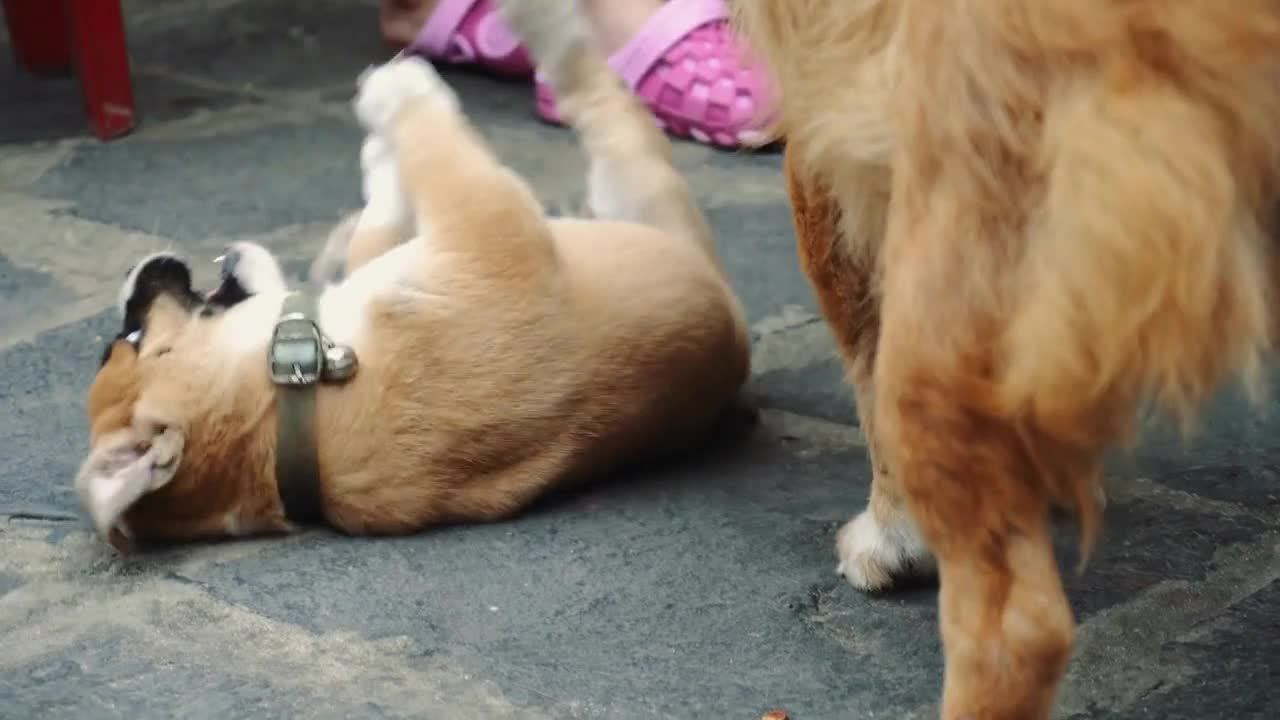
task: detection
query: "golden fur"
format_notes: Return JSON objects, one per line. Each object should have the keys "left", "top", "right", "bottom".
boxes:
{"left": 76, "top": 7, "right": 749, "bottom": 550}
{"left": 736, "top": 0, "right": 1280, "bottom": 717}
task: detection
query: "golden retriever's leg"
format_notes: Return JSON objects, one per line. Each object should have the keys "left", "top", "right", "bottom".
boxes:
{"left": 877, "top": 357, "right": 1074, "bottom": 718}
{"left": 784, "top": 149, "right": 933, "bottom": 591}
{"left": 875, "top": 246, "right": 1074, "bottom": 720}
{"left": 354, "top": 57, "right": 556, "bottom": 272}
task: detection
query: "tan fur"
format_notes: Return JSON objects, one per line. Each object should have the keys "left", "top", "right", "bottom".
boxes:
{"left": 344, "top": 224, "right": 404, "bottom": 274}
{"left": 737, "top": 0, "right": 1280, "bottom": 717}
{"left": 80, "top": 17, "right": 749, "bottom": 544}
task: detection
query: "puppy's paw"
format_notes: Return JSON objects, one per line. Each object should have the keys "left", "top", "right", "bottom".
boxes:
{"left": 835, "top": 509, "right": 936, "bottom": 592}
{"left": 218, "top": 241, "right": 288, "bottom": 296}
{"left": 353, "top": 56, "right": 459, "bottom": 133}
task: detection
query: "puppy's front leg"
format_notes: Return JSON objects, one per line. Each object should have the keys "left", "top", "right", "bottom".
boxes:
{"left": 309, "top": 136, "right": 414, "bottom": 284}
{"left": 348, "top": 135, "right": 415, "bottom": 272}
{"left": 353, "top": 57, "right": 556, "bottom": 275}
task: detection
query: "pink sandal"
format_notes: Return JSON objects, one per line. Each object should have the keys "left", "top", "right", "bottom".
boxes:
{"left": 406, "top": 0, "right": 534, "bottom": 78}
{"left": 534, "top": 0, "right": 776, "bottom": 149}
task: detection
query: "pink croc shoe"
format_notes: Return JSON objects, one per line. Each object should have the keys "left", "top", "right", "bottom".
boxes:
{"left": 535, "top": 0, "right": 776, "bottom": 149}
{"left": 406, "top": 0, "right": 534, "bottom": 78}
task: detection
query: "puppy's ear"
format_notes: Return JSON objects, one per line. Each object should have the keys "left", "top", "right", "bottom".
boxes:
{"left": 74, "top": 423, "right": 185, "bottom": 543}
{"left": 119, "top": 254, "right": 201, "bottom": 333}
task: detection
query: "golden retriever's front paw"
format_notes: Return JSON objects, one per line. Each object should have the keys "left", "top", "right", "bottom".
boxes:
{"left": 836, "top": 509, "right": 936, "bottom": 592}
{"left": 353, "top": 56, "right": 460, "bottom": 133}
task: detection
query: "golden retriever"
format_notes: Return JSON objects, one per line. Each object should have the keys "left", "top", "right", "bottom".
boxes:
{"left": 735, "top": 0, "right": 1280, "bottom": 716}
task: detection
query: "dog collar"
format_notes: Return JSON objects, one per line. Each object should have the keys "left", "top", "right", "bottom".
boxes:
{"left": 269, "top": 291, "right": 358, "bottom": 526}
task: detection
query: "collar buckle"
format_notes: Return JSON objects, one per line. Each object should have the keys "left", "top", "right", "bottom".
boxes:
{"left": 270, "top": 311, "right": 325, "bottom": 387}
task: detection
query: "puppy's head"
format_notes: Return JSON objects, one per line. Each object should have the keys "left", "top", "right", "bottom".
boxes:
{"left": 78, "top": 250, "right": 283, "bottom": 551}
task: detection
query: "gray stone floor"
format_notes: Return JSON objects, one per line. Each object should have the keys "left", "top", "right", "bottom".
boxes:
{"left": 1, "top": 1, "right": 1277, "bottom": 718}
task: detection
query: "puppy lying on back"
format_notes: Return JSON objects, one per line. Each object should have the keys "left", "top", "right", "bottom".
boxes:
{"left": 74, "top": 3, "right": 750, "bottom": 549}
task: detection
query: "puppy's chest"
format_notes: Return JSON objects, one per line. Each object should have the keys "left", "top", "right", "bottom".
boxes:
{"left": 318, "top": 239, "right": 434, "bottom": 348}
{"left": 212, "top": 241, "right": 433, "bottom": 363}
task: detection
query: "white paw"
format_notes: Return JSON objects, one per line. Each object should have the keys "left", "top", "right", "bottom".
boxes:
{"left": 353, "top": 56, "right": 459, "bottom": 133}
{"left": 835, "top": 509, "right": 936, "bottom": 592}
{"left": 219, "top": 241, "right": 287, "bottom": 295}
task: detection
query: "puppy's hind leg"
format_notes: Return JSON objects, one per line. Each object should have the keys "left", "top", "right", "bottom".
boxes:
{"left": 496, "top": 0, "right": 721, "bottom": 269}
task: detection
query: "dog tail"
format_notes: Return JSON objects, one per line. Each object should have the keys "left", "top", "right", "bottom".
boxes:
{"left": 997, "top": 5, "right": 1280, "bottom": 462}
{"left": 733, "top": 0, "right": 896, "bottom": 164}
{"left": 491, "top": 0, "right": 721, "bottom": 266}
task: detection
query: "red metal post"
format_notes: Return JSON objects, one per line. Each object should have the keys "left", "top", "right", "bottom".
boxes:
{"left": 2, "top": 0, "right": 72, "bottom": 73}
{"left": 64, "top": 0, "right": 137, "bottom": 140}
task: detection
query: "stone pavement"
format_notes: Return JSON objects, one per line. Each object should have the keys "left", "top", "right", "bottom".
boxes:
{"left": 1, "top": 1, "right": 1277, "bottom": 718}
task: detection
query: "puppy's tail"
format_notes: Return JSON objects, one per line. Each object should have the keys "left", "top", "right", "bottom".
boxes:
{"left": 998, "top": 10, "right": 1280, "bottom": 493}
{"left": 492, "top": 0, "right": 720, "bottom": 267}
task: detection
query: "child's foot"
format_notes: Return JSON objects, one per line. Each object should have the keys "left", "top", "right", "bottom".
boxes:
{"left": 536, "top": 0, "right": 777, "bottom": 150}
{"left": 388, "top": 0, "right": 535, "bottom": 78}
{"left": 385, "top": 0, "right": 777, "bottom": 150}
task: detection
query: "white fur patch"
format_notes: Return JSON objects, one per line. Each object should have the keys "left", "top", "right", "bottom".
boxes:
{"left": 212, "top": 236, "right": 438, "bottom": 360}
{"left": 226, "top": 241, "right": 287, "bottom": 296}
{"left": 352, "top": 56, "right": 459, "bottom": 135}
{"left": 835, "top": 508, "right": 935, "bottom": 591}
{"left": 317, "top": 238, "right": 431, "bottom": 347}
{"left": 213, "top": 291, "right": 287, "bottom": 356}
{"left": 211, "top": 242, "right": 291, "bottom": 356}
{"left": 356, "top": 135, "right": 412, "bottom": 234}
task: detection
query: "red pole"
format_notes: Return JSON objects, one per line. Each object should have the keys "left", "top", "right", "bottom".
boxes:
{"left": 64, "top": 0, "right": 137, "bottom": 139}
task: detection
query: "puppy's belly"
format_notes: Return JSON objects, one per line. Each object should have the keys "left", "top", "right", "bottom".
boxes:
{"left": 551, "top": 219, "right": 751, "bottom": 462}
{"left": 310, "top": 220, "right": 745, "bottom": 481}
